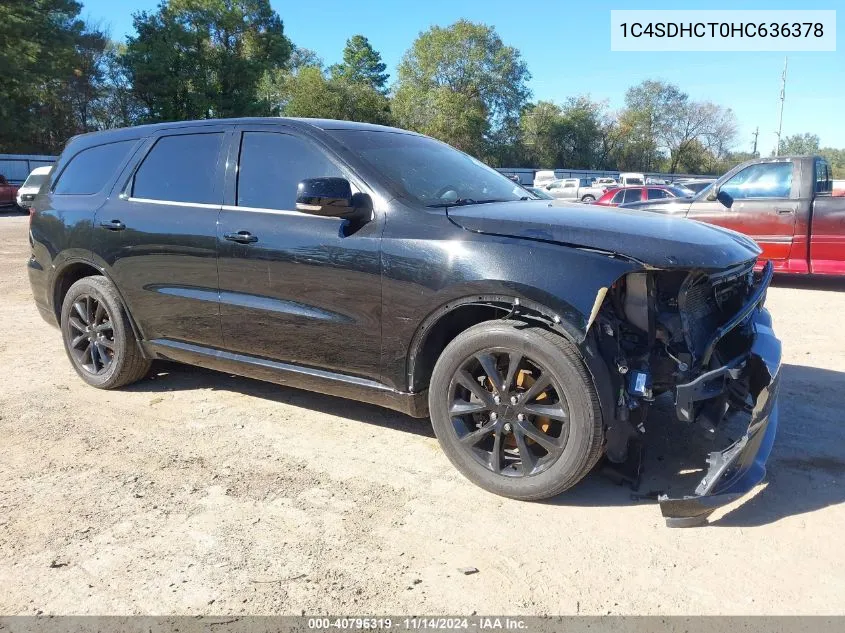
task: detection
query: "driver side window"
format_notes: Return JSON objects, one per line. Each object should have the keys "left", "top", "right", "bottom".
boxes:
{"left": 721, "top": 162, "right": 793, "bottom": 200}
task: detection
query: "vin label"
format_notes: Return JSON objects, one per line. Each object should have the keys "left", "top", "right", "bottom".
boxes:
{"left": 610, "top": 10, "right": 836, "bottom": 51}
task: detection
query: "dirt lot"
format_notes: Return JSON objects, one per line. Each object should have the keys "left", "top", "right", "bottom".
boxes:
{"left": 1, "top": 212, "right": 844, "bottom": 616}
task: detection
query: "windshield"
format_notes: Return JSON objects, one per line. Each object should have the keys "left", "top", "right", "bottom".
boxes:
{"left": 329, "top": 130, "right": 527, "bottom": 206}
{"left": 23, "top": 172, "right": 49, "bottom": 189}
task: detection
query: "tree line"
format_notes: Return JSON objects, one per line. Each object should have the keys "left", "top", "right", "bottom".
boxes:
{"left": 2, "top": 0, "right": 843, "bottom": 177}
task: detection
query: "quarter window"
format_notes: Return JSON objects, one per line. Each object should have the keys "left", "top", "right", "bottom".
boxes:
{"left": 237, "top": 131, "right": 342, "bottom": 210}
{"left": 720, "top": 162, "right": 792, "bottom": 200}
{"left": 132, "top": 133, "right": 224, "bottom": 204}
{"left": 54, "top": 140, "right": 136, "bottom": 195}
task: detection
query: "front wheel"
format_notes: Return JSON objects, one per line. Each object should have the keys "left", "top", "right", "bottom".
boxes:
{"left": 60, "top": 275, "right": 151, "bottom": 389}
{"left": 428, "top": 321, "right": 603, "bottom": 500}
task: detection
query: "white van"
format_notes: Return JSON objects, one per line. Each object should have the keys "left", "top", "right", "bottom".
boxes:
{"left": 533, "top": 170, "right": 557, "bottom": 188}
{"left": 16, "top": 165, "right": 52, "bottom": 209}
{"left": 618, "top": 172, "right": 645, "bottom": 187}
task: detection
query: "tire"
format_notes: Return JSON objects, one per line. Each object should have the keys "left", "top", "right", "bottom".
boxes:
{"left": 60, "top": 275, "right": 151, "bottom": 389}
{"left": 581, "top": 195, "right": 596, "bottom": 203}
{"left": 428, "top": 320, "right": 603, "bottom": 501}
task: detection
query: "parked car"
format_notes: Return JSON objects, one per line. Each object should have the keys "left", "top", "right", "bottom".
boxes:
{"left": 595, "top": 185, "right": 692, "bottom": 207}
{"left": 15, "top": 165, "right": 52, "bottom": 210}
{"left": 543, "top": 177, "right": 606, "bottom": 202}
{"left": 0, "top": 174, "right": 21, "bottom": 210}
{"left": 532, "top": 169, "right": 557, "bottom": 188}
{"left": 675, "top": 178, "right": 716, "bottom": 194}
{"left": 28, "top": 118, "right": 781, "bottom": 526}
{"left": 832, "top": 179, "right": 845, "bottom": 197}
{"left": 625, "top": 156, "right": 845, "bottom": 275}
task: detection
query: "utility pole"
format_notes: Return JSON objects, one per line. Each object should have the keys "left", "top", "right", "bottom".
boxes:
{"left": 775, "top": 57, "right": 788, "bottom": 156}
{"left": 752, "top": 127, "right": 759, "bottom": 157}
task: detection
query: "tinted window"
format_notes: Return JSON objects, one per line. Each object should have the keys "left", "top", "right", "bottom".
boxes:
{"left": 611, "top": 190, "right": 625, "bottom": 204}
{"left": 647, "top": 188, "right": 667, "bottom": 200}
{"left": 54, "top": 140, "right": 135, "bottom": 195}
{"left": 133, "top": 133, "right": 224, "bottom": 204}
{"left": 237, "top": 132, "right": 343, "bottom": 210}
{"left": 815, "top": 159, "right": 831, "bottom": 194}
{"left": 721, "top": 162, "right": 792, "bottom": 199}
{"left": 623, "top": 189, "right": 641, "bottom": 204}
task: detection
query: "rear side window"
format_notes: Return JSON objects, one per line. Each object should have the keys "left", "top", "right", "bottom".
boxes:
{"left": 237, "top": 131, "right": 342, "bottom": 210}
{"left": 647, "top": 188, "right": 667, "bottom": 200}
{"left": 815, "top": 159, "right": 832, "bottom": 194}
{"left": 623, "top": 189, "right": 641, "bottom": 204}
{"left": 133, "top": 133, "right": 224, "bottom": 204}
{"left": 53, "top": 140, "right": 136, "bottom": 195}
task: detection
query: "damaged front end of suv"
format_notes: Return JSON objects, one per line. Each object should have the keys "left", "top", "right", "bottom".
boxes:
{"left": 590, "top": 259, "right": 780, "bottom": 527}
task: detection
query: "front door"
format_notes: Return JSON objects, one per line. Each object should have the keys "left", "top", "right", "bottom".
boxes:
{"left": 93, "top": 127, "right": 230, "bottom": 346}
{"left": 685, "top": 161, "right": 797, "bottom": 265}
{"left": 216, "top": 125, "right": 383, "bottom": 382}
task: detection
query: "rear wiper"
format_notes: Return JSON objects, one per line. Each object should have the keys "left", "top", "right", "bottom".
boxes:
{"left": 426, "top": 198, "right": 516, "bottom": 208}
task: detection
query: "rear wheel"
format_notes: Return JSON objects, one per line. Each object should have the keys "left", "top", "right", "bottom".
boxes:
{"left": 581, "top": 195, "right": 596, "bottom": 203}
{"left": 428, "top": 320, "right": 603, "bottom": 500}
{"left": 60, "top": 275, "right": 151, "bottom": 389}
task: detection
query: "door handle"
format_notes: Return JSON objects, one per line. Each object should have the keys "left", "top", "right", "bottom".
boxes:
{"left": 224, "top": 231, "right": 259, "bottom": 244}
{"left": 99, "top": 220, "right": 126, "bottom": 231}
{"left": 775, "top": 207, "right": 794, "bottom": 215}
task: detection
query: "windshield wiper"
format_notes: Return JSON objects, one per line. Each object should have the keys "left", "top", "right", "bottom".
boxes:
{"left": 426, "top": 198, "right": 517, "bottom": 208}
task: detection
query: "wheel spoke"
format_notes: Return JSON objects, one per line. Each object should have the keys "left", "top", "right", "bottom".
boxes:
{"left": 95, "top": 342, "right": 111, "bottom": 368}
{"left": 475, "top": 352, "right": 504, "bottom": 393}
{"left": 90, "top": 342, "right": 101, "bottom": 371}
{"left": 68, "top": 317, "right": 86, "bottom": 334}
{"left": 73, "top": 301, "right": 88, "bottom": 324}
{"left": 459, "top": 422, "right": 496, "bottom": 448}
{"left": 521, "top": 372, "right": 551, "bottom": 403}
{"left": 517, "top": 420, "right": 565, "bottom": 454}
{"left": 81, "top": 342, "right": 92, "bottom": 366}
{"left": 455, "top": 370, "right": 495, "bottom": 408}
{"left": 488, "top": 428, "right": 503, "bottom": 473}
{"left": 503, "top": 352, "right": 523, "bottom": 392}
{"left": 98, "top": 337, "right": 115, "bottom": 351}
{"left": 522, "top": 402, "right": 568, "bottom": 422}
{"left": 85, "top": 296, "right": 94, "bottom": 324}
{"left": 450, "top": 400, "right": 491, "bottom": 416}
{"left": 94, "top": 300, "right": 105, "bottom": 324}
{"left": 514, "top": 427, "right": 538, "bottom": 475}
{"left": 71, "top": 333, "right": 87, "bottom": 348}
{"left": 95, "top": 320, "right": 112, "bottom": 333}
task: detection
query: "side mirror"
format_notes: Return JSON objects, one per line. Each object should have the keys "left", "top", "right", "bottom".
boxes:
{"left": 715, "top": 188, "right": 734, "bottom": 208}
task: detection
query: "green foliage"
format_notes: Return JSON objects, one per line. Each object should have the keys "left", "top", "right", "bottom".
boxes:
{"left": 778, "top": 132, "right": 820, "bottom": 155}
{"left": 328, "top": 35, "right": 389, "bottom": 93}
{"left": 0, "top": 0, "right": 109, "bottom": 153}
{"left": 392, "top": 20, "right": 530, "bottom": 158}
{"left": 123, "top": 0, "right": 292, "bottom": 122}
{"left": 279, "top": 67, "right": 392, "bottom": 124}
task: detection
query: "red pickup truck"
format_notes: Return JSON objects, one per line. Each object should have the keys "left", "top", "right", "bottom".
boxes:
{"left": 624, "top": 156, "right": 845, "bottom": 276}
{"left": 0, "top": 174, "right": 21, "bottom": 210}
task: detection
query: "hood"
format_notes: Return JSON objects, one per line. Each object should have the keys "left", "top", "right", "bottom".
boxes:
{"left": 446, "top": 200, "right": 760, "bottom": 270}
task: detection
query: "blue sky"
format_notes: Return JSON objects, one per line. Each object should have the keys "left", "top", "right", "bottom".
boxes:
{"left": 81, "top": 0, "right": 843, "bottom": 150}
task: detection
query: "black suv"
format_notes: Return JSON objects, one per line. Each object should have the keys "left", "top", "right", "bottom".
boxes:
{"left": 28, "top": 118, "right": 782, "bottom": 526}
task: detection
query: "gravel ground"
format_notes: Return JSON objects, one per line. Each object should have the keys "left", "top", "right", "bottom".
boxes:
{"left": 1, "top": 212, "right": 844, "bottom": 616}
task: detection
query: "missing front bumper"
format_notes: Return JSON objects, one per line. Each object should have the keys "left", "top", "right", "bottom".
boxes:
{"left": 659, "top": 307, "right": 781, "bottom": 527}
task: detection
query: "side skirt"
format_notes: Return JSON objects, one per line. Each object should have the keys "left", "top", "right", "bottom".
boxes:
{"left": 144, "top": 339, "right": 430, "bottom": 419}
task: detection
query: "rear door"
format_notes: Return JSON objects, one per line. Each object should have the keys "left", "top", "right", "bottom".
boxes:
{"left": 93, "top": 126, "right": 230, "bottom": 346}
{"left": 685, "top": 161, "right": 797, "bottom": 265}
{"left": 216, "top": 125, "right": 384, "bottom": 381}
{"left": 809, "top": 158, "right": 845, "bottom": 274}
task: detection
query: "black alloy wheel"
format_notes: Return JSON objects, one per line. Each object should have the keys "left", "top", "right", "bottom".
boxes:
{"left": 66, "top": 294, "right": 115, "bottom": 375}
{"left": 448, "top": 349, "right": 570, "bottom": 478}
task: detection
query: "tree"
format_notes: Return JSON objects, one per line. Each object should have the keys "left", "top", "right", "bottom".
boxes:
{"left": 392, "top": 20, "right": 530, "bottom": 158}
{"left": 123, "top": 0, "right": 292, "bottom": 122}
{"left": 281, "top": 67, "right": 391, "bottom": 124}
{"left": 778, "top": 132, "right": 820, "bottom": 155}
{"left": 328, "top": 35, "right": 389, "bottom": 94}
{"left": 0, "top": 0, "right": 108, "bottom": 153}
